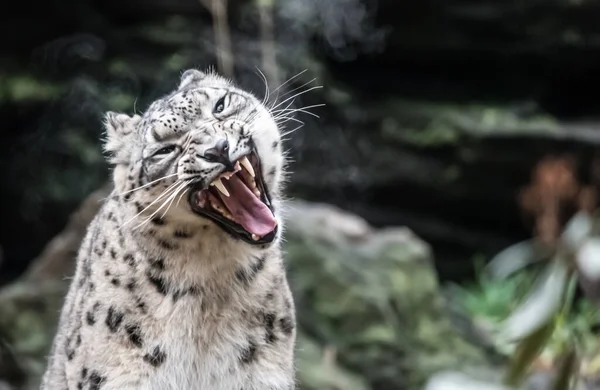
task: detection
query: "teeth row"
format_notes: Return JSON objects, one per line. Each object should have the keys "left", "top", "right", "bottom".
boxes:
{"left": 208, "top": 193, "right": 233, "bottom": 219}
{"left": 208, "top": 156, "right": 258, "bottom": 198}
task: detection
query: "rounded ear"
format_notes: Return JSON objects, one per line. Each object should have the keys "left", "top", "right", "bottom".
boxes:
{"left": 179, "top": 69, "right": 207, "bottom": 90}
{"left": 102, "top": 111, "right": 142, "bottom": 164}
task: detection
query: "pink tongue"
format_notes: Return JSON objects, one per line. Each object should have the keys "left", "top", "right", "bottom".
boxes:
{"left": 219, "top": 175, "right": 276, "bottom": 237}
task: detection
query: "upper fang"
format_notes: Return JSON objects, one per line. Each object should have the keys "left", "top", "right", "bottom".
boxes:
{"left": 210, "top": 178, "right": 230, "bottom": 197}
{"left": 240, "top": 157, "right": 255, "bottom": 178}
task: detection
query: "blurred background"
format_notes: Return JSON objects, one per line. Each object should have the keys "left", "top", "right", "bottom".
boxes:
{"left": 2, "top": 0, "right": 600, "bottom": 389}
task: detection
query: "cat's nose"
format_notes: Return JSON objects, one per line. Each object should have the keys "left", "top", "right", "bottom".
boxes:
{"left": 203, "top": 138, "right": 233, "bottom": 170}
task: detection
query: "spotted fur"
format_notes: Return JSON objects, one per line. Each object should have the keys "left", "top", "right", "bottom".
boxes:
{"left": 41, "top": 69, "right": 296, "bottom": 390}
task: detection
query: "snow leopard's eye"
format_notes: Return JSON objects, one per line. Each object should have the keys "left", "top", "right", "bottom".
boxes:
{"left": 154, "top": 145, "right": 177, "bottom": 156}
{"left": 213, "top": 95, "right": 227, "bottom": 114}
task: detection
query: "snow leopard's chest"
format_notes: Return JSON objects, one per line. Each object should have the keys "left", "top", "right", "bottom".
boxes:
{"left": 133, "top": 289, "right": 283, "bottom": 390}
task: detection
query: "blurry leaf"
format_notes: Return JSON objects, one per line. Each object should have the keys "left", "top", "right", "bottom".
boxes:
{"left": 562, "top": 211, "right": 593, "bottom": 249}
{"left": 576, "top": 238, "right": 600, "bottom": 281}
{"left": 425, "top": 371, "right": 512, "bottom": 390}
{"left": 503, "top": 320, "right": 556, "bottom": 387}
{"left": 499, "top": 258, "right": 570, "bottom": 341}
{"left": 577, "top": 274, "right": 600, "bottom": 305}
{"left": 485, "top": 240, "right": 547, "bottom": 280}
{"left": 551, "top": 347, "right": 579, "bottom": 390}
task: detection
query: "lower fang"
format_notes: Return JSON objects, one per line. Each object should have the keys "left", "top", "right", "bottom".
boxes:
{"left": 252, "top": 234, "right": 260, "bottom": 241}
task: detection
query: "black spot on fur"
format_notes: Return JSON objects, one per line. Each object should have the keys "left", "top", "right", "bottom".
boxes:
{"left": 272, "top": 140, "right": 279, "bottom": 149}
{"left": 150, "top": 258, "right": 165, "bottom": 271}
{"left": 86, "top": 302, "right": 100, "bottom": 325}
{"left": 143, "top": 346, "right": 166, "bottom": 367}
{"left": 251, "top": 256, "right": 266, "bottom": 274}
{"left": 147, "top": 272, "right": 168, "bottom": 295}
{"left": 109, "top": 248, "right": 117, "bottom": 259}
{"left": 172, "top": 285, "right": 202, "bottom": 302}
{"left": 77, "top": 382, "right": 83, "bottom": 389}
{"left": 124, "top": 193, "right": 131, "bottom": 201}
{"left": 126, "top": 279, "right": 136, "bottom": 291}
{"left": 105, "top": 306, "right": 124, "bottom": 332}
{"left": 134, "top": 202, "right": 143, "bottom": 213}
{"left": 136, "top": 299, "right": 148, "bottom": 314}
{"left": 263, "top": 312, "right": 277, "bottom": 343}
{"left": 104, "top": 269, "right": 111, "bottom": 277}
{"left": 81, "top": 367, "right": 88, "bottom": 378}
{"left": 89, "top": 371, "right": 105, "bottom": 390}
{"left": 239, "top": 340, "right": 257, "bottom": 364}
{"left": 158, "top": 239, "right": 177, "bottom": 250}
{"left": 280, "top": 317, "right": 294, "bottom": 336}
{"left": 111, "top": 278, "right": 120, "bottom": 286}
{"left": 235, "top": 256, "right": 266, "bottom": 284}
{"left": 123, "top": 253, "right": 135, "bottom": 266}
{"left": 172, "top": 289, "right": 184, "bottom": 302}
{"left": 125, "top": 324, "right": 143, "bottom": 347}
{"left": 187, "top": 285, "right": 203, "bottom": 295}
{"left": 151, "top": 216, "right": 165, "bottom": 226}
{"left": 174, "top": 229, "right": 192, "bottom": 238}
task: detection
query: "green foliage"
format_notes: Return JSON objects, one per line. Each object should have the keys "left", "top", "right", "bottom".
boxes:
{"left": 453, "top": 210, "right": 600, "bottom": 389}
{"left": 455, "top": 268, "right": 535, "bottom": 327}
{"left": 0, "top": 75, "right": 63, "bottom": 102}
{"left": 378, "top": 100, "right": 559, "bottom": 148}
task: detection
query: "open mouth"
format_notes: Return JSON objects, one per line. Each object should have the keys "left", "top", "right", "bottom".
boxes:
{"left": 188, "top": 150, "right": 278, "bottom": 245}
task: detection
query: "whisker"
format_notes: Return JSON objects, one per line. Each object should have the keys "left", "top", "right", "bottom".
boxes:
{"left": 271, "top": 97, "right": 297, "bottom": 119}
{"left": 275, "top": 117, "right": 305, "bottom": 126}
{"left": 254, "top": 67, "right": 270, "bottom": 106}
{"left": 269, "top": 86, "right": 323, "bottom": 112}
{"left": 280, "top": 123, "right": 305, "bottom": 137}
{"left": 269, "top": 78, "right": 316, "bottom": 110}
{"left": 272, "top": 104, "right": 325, "bottom": 119}
{"left": 119, "top": 180, "right": 181, "bottom": 229}
{"left": 132, "top": 182, "right": 185, "bottom": 230}
{"left": 176, "top": 181, "right": 191, "bottom": 207}
{"left": 160, "top": 182, "right": 188, "bottom": 219}
{"left": 271, "top": 69, "right": 308, "bottom": 102}
{"left": 115, "top": 173, "right": 179, "bottom": 196}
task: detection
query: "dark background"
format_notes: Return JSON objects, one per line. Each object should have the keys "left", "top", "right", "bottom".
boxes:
{"left": 3, "top": 0, "right": 600, "bottom": 286}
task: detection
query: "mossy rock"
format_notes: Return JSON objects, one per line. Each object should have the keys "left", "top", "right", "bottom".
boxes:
{"left": 284, "top": 200, "right": 492, "bottom": 389}
{"left": 0, "top": 196, "right": 494, "bottom": 390}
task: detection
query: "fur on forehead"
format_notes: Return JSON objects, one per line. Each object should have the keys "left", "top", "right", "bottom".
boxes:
{"left": 102, "top": 68, "right": 231, "bottom": 165}
{"left": 102, "top": 111, "right": 142, "bottom": 165}
{"left": 178, "top": 68, "right": 232, "bottom": 91}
